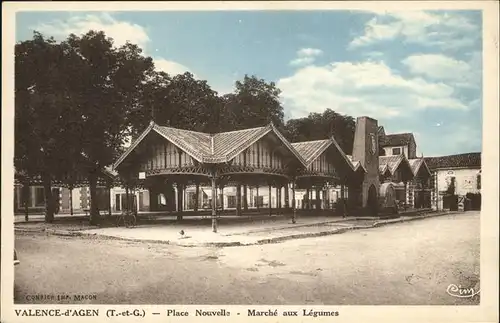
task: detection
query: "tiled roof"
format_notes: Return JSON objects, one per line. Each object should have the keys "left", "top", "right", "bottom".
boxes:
{"left": 291, "top": 139, "right": 331, "bottom": 165}
{"left": 379, "top": 155, "right": 406, "bottom": 175}
{"left": 381, "top": 133, "right": 414, "bottom": 147}
{"left": 212, "top": 126, "right": 269, "bottom": 160}
{"left": 424, "top": 152, "right": 481, "bottom": 170}
{"left": 408, "top": 158, "right": 430, "bottom": 176}
{"left": 346, "top": 155, "right": 366, "bottom": 172}
{"left": 291, "top": 138, "right": 363, "bottom": 173}
{"left": 379, "top": 163, "right": 390, "bottom": 174}
{"left": 113, "top": 122, "right": 307, "bottom": 168}
{"left": 154, "top": 125, "right": 212, "bottom": 161}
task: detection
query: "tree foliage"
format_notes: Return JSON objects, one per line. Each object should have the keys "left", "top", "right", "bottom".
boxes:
{"left": 129, "top": 71, "right": 225, "bottom": 137}
{"left": 15, "top": 30, "right": 155, "bottom": 223}
{"left": 15, "top": 32, "right": 85, "bottom": 222}
{"left": 221, "top": 75, "right": 285, "bottom": 131}
{"left": 284, "top": 109, "right": 356, "bottom": 154}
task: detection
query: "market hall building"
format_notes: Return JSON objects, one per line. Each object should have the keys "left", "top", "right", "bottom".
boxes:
{"left": 108, "top": 116, "right": 425, "bottom": 230}
{"left": 15, "top": 116, "right": 442, "bottom": 230}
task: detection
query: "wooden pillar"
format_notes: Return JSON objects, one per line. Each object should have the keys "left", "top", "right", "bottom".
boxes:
{"left": 404, "top": 181, "right": 408, "bottom": 210}
{"left": 125, "top": 186, "right": 130, "bottom": 212}
{"left": 268, "top": 184, "right": 272, "bottom": 216}
{"left": 291, "top": 180, "right": 297, "bottom": 224}
{"left": 309, "top": 188, "right": 313, "bottom": 209}
{"left": 256, "top": 186, "right": 260, "bottom": 210}
{"left": 211, "top": 174, "right": 218, "bottom": 233}
{"left": 340, "top": 183, "right": 346, "bottom": 217}
{"left": 284, "top": 184, "right": 289, "bottom": 209}
{"left": 276, "top": 186, "right": 281, "bottom": 215}
{"left": 132, "top": 188, "right": 138, "bottom": 216}
{"left": 23, "top": 182, "right": 30, "bottom": 221}
{"left": 220, "top": 186, "right": 224, "bottom": 212}
{"left": 107, "top": 186, "right": 112, "bottom": 217}
{"left": 236, "top": 184, "right": 242, "bottom": 216}
{"left": 194, "top": 182, "right": 199, "bottom": 213}
{"left": 316, "top": 187, "right": 321, "bottom": 210}
{"left": 177, "top": 183, "right": 183, "bottom": 220}
{"left": 304, "top": 188, "right": 309, "bottom": 210}
{"left": 243, "top": 184, "right": 248, "bottom": 211}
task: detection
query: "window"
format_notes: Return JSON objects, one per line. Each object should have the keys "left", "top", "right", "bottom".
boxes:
{"left": 227, "top": 196, "right": 236, "bottom": 208}
{"left": 158, "top": 193, "right": 167, "bottom": 206}
{"left": 392, "top": 147, "right": 401, "bottom": 155}
{"left": 35, "top": 187, "right": 45, "bottom": 206}
{"left": 477, "top": 174, "right": 481, "bottom": 190}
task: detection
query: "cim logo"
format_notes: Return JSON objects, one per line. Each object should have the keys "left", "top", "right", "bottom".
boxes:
{"left": 446, "top": 284, "right": 480, "bottom": 298}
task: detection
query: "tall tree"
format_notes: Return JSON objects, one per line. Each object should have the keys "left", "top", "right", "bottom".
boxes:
{"left": 15, "top": 32, "right": 84, "bottom": 222}
{"left": 285, "top": 109, "right": 355, "bottom": 154}
{"left": 223, "top": 75, "right": 285, "bottom": 130}
{"left": 64, "top": 31, "right": 155, "bottom": 224}
{"left": 131, "top": 71, "right": 223, "bottom": 136}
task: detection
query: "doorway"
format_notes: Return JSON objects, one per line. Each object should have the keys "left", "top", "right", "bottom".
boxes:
{"left": 367, "top": 184, "right": 378, "bottom": 216}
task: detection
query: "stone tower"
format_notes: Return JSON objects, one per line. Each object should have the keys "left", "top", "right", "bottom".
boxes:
{"left": 352, "top": 116, "right": 380, "bottom": 210}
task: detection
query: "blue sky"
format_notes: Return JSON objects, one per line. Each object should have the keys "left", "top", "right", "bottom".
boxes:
{"left": 16, "top": 10, "right": 483, "bottom": 157}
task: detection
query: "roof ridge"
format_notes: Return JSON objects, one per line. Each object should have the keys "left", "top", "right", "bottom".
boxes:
{"left": 215, "top": 125, "right": 268, "bottom": 136}
{"left": 155, "top": 125, "right": 211, "bottom": 137}
{"left": 425, "top": 152, "right": 481, "bottom": 158}
{"left": 291, "top": 139, "right": 331, "bottom": 145}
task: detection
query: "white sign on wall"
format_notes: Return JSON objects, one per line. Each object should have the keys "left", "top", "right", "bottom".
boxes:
{"left": 138, "top": 172, "right": 146, "bottom": 179}
{"left": 462, "top": 176, "right": 475, "bottom": 189}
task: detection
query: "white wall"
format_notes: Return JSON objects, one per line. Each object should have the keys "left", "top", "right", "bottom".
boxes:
{"left": 436, "top": 168, "right": 481, "bottom": 196}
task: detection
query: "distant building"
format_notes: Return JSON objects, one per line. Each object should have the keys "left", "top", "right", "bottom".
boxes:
{"left": 378, "top": 127, "right": 431, "bottom": 208}
{"left": 379, "top": 127, "right": 417, "bottom": 159}
{"left": 424, "top": 152, "right": 482, "bottom": 210}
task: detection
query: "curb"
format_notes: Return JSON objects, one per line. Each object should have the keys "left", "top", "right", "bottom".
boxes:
{"left": 15, "top": 211, "right": 456, "bottom": 247}
{"left": 372, "top": 211, "right": 455, "bottom": 227}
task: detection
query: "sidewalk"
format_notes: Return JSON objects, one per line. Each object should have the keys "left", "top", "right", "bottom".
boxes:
{"left": 15, "top": 210, "right": 458, "bottom": 247}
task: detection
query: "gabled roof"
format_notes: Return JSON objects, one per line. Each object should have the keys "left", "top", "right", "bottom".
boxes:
{"left": 346, "top": 155, "right": 366, "bottom": 172}
{"left": 291, "top": 136, "right": 363, "bottom": 173}
{"left": 408, "top": 158, "right": 431, "bottom": 177}
{"left": 154, "top": 125, "right": 212, "bottom": 160}
{"left": 291, "top": 139, "right": 331, "bottom": 166}
{"left": 379, "top": 163, "right": 389, "bottom": 174}
{"left": 379, "top": 155, "right": 411, "bottom": 175}
{"left": 424, "top": 152, "right": 481, "bottom": 170}
{"left": 212, "top": 126, "right": 268, "bottom": 157}
{"left": 113, "top": 121, "right": 307, "bottom": 169}
{"left": 381, "top": 133, "right": 414, "bottom": 147}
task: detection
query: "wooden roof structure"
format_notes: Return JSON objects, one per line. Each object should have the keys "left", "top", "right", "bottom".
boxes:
{"left": 378, "top": 155, "right": 412, "bottom": 176}
{"left": 408, "top": 158, "right": 431, "bottom": 177}
{"left": 114, "top": 121, "right": 307, "bottom": 169}
{"left": 113, "top": 121, "right": 363, "bottom": 187}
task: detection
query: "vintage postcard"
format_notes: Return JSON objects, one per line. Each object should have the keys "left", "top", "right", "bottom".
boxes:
{"left": 2, "top": 1, "right": 498, "bottom": 323}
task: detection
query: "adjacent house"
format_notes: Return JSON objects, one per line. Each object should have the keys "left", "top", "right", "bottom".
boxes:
{"left": 424, "top": 152, "right": 482, "bottom": 210}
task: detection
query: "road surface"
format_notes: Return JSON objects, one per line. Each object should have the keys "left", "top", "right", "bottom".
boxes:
{"left": 14, "top": 212, "right": 480, "bottom": 305}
